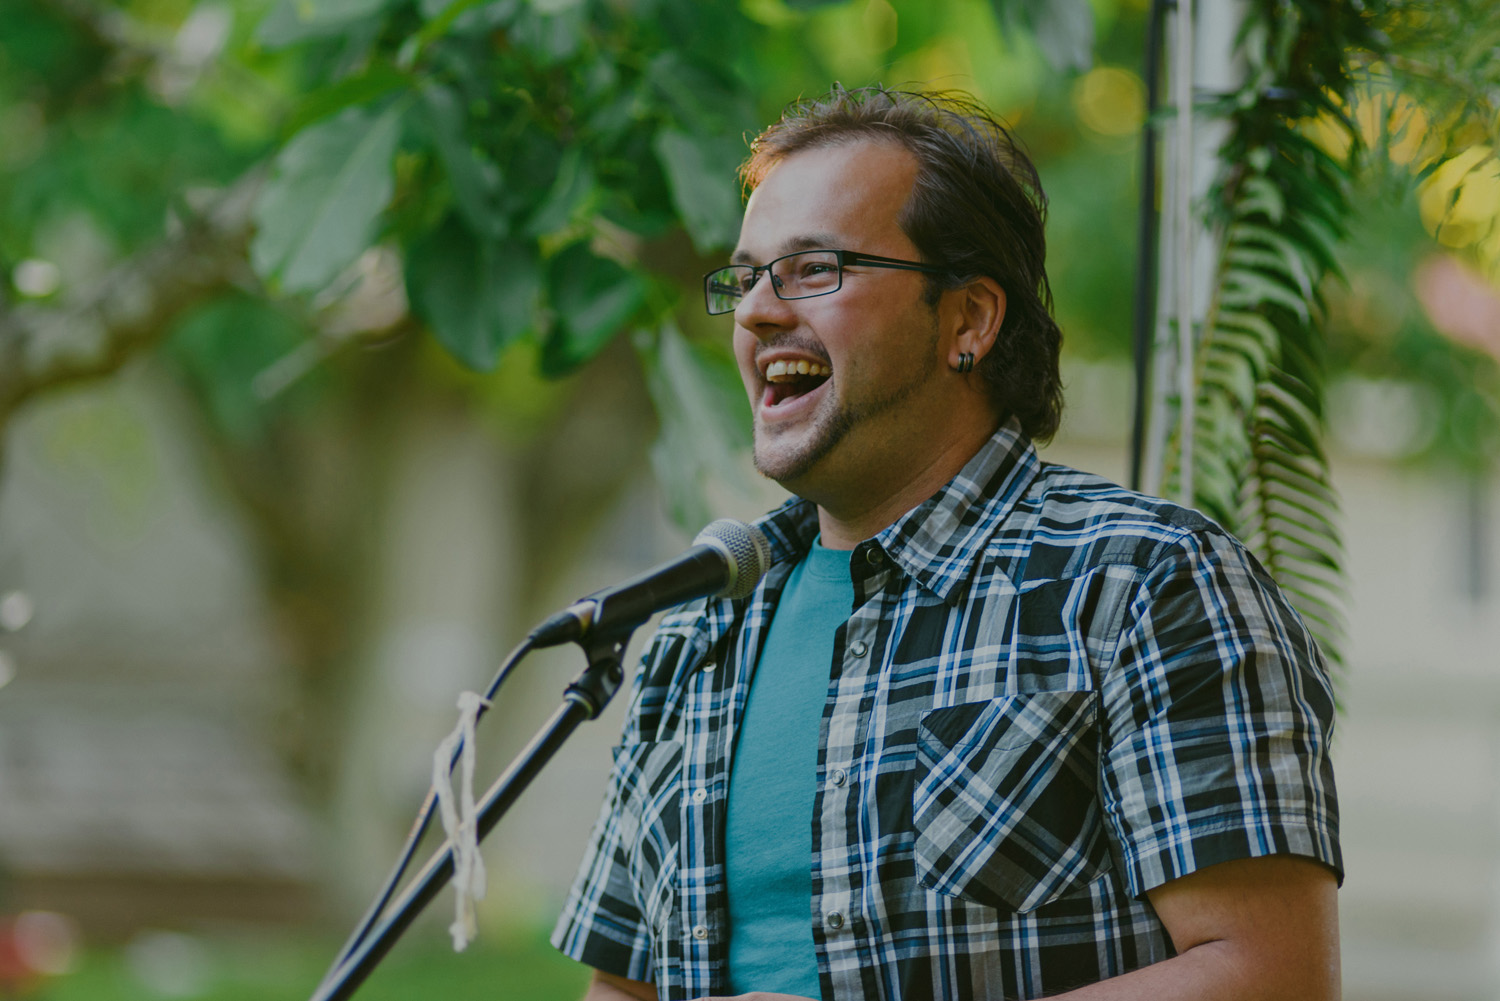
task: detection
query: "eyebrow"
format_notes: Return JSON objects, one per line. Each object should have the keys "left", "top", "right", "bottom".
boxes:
{"left": 731, "top": 233, "right": 843, "bottom": 265}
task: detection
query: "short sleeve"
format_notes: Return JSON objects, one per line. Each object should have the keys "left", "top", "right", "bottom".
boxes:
{"left": 1097, "top": 526, "right": 1342, "bottom": 898}
{"left": 550, "top": 648, "right": 660, "bottom": 982}
{"left": 550, "top": 738, "right": 659, "bottom": 982}
{"left": 551, "top": 611, "right": 707, "bottom": 984}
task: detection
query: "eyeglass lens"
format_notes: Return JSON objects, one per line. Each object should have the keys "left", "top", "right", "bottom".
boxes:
{"left": 705, "top": 251, "right": 842, "bottom": 314}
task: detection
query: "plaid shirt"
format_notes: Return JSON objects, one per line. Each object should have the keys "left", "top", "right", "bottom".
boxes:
{"left": 552, "top": 421, "right": 1341, "bottom": 1000}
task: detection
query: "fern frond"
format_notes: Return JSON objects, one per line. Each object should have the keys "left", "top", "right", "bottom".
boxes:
{"left": 1156, "top": 0, "right": 1377, "bottom": 673}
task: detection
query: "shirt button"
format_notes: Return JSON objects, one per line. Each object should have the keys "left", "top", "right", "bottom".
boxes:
{"left": 825, "top": 911, "right": 844, "bottom": 929}
{"left": 691, "top": 788, "right": 707, "bottom": 804}
{"left": 830, "top": 768, "right": 848, "bottom": 787}
{"left": 848, "top": 640, "right": 868, "bottom": 658}
{"left": 692, "top": 924, "right": 709, "bottom": 940}
{"left": 865, "top": 547, "right": 883, "bottom": 566}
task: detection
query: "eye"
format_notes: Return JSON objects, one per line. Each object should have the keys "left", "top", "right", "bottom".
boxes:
{"left": 795, "top": 258, "right": 839, "bottom": 286}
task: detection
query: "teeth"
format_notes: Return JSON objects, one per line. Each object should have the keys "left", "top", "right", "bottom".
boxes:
{"left": 765, "top": 359, "right": 832, "bottom": 382}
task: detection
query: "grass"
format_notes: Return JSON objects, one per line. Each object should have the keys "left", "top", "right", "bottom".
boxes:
{"left": 43, "top": 921, "right": 591, "bottom": 1001}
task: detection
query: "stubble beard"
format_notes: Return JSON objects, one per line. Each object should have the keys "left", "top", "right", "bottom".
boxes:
{"left": 752, "top": 326, "right": 942, "bottom": 489}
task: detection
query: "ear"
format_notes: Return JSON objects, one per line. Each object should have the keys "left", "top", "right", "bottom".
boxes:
{"left": 944, "top": 277, "right": 1006, "bottom": 369}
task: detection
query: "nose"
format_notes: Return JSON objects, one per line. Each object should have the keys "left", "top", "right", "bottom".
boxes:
{"left": 734, "top": 272, "right": 797, "bottom": 336}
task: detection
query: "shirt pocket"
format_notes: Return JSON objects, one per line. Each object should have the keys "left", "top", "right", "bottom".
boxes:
{"left": 610, "top": 740, "right": 684, "bottom": 936}
{"left": 912, "top": 690, "right": 1110, "bottom": 913}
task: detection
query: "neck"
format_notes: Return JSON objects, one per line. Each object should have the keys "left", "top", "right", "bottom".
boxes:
{"left": 804, "top": 417, "right": 1000, "bottom": 550}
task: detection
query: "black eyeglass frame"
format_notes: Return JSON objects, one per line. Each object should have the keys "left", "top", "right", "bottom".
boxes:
{"left": 703, "top": 249, "right": 948, "bottom": 315}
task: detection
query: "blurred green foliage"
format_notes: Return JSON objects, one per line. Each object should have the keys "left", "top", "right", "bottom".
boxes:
{"left": 45, "top": 924, "right": 587, "bottom": 1001}
{"left": 1, "top": 0, "right": 1496, "bottom": 979}
{"left": 0, "top": 4, "right": 258, "bottom": 261}
{"left": 167, "top": 294, "right": 324, "bottom": 441}
{"left": 0, "top": 0, "right": 1159, "bottom": 523}
{"left": 0, "top": 0, "right": 1492, "bottom": 674}
{"left": 3, "top": 0, "right": 1494, "bottom": 481}
{"left": 1325, "top": 189, "right": 1500, "bottom": 473}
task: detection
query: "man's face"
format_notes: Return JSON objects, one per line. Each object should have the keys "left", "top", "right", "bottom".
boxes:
{"left": 730, "top": 140, "right": 952, "bottom": 499}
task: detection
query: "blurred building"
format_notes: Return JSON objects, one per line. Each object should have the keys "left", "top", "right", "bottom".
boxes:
{"left": 0, "top": 367, "right": 317, "bottom": 940}
{"left": 0, "top": 356, "right": 1497, "bottom": 1001}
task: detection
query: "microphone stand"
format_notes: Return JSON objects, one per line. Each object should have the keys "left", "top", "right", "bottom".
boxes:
{"left": 308, "top": 630, "right": 631, "bottom": 1001}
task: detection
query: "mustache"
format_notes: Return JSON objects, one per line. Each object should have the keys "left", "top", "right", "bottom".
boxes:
{"left": 752, "top": 335, "right": 832, "bottom": 367}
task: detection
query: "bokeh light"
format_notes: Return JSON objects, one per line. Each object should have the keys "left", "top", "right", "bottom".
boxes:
{"left": 1419, "top": 145, "right": 1500, "bottom": 250}
{"left": 1071, "top": 66, "right": 1145, "bottom": 138}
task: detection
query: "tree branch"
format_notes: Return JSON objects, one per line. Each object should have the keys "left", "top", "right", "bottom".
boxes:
{"left": 0, "top": 168, "right": 263, "bottom": 426}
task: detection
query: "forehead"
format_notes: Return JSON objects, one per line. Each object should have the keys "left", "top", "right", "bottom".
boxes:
{"left": 734, "top": 139, "right": 919, "bottom": 263}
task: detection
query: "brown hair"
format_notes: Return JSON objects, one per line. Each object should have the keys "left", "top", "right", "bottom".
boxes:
{"left": 743, "top": 84, "right": 1064, "bottom": 442}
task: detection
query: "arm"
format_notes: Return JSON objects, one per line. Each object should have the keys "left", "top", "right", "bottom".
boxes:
{"left": 585, "top": 970, "right": 658, "bottom": 1001}
{"left": 1083, "top": 526, "right": 1341, "bottom": 999}
{"left": 684, "top": 857, "right": 1334, "bottom": 1001}
{"left": 682, "top": 858, "right": 1333, "bottom": 1001}
{"left": 1057, "top": 855, "right": 1339, "bottom": 1000}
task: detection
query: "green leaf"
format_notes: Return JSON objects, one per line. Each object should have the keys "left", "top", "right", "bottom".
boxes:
{"left": 653, "top": 129, "right": 744, "bottom": 253}
{"left": 1283, "top": 212, "right": 1343, "bottom": 274}
{"left": 412, "top": 0, "right": 519, "bottom": 51}
{"left": 541, "top": 244, "right": 646, "bottom": 376}
{"left": 1219, "top": 269, "right": 1310, "bottom": 321}
{"left": 419, "top": 0, "right": 474, "bottom": 17}
{"left": 1232, "top": 224, "right": 1319, "bottom": 282}
{"left": 419, "top": 82, "right": 507, "bottom": 238}
{"left": 405, "top": 215, "right": 539, "bottom": 370}
{"left": 1259, "top": 483, "right": 1341, "bottom": 539}
{"left": 642, "top": 322, "right": 753, "bottom": 528}
{"left": 1232, "top": 175, "right": 1286, "bottom": 224}
{"left": 251, "top": 104, "right": 404, "bottom": 292}
{"left": 989, "top": 0, "right": 1094, "bottom": 72}
{"left": 1256, "top": 454, "right": 1337, "bottom": 505}
{"left": 1205, "top": 328, "right": 1273, "bottom": 382}
{"left": 1260, "top": 379, "right": 1325, "bottom": 446}
{"left": 1225, "top": 245, "right": 1312, "bottom": 296}
{"left": 284, "top": 64, "right": 410, "bottom": 137}
{"left": 166, "top": 296, "right": 314, "bottom": 442}
{"left": 256, "top": 0, "right": 400, "bottom": 48}
{"left": 646, "top": 52, "right": 751, "bottom": 134}
{"left": 1258, "top": 519, "right": 1342, "bottom": 569}
{"left": 1215, "top": 309, "right": 1282, "bottom": 358}
{"left": 524, "top": 147, "right": 595, "bottom": 238}
{"left": 508, "top": 3, "right": 587, "bottom": 65}
{"left": 1200, "top": 356, "right": 1258, "bottom": 412}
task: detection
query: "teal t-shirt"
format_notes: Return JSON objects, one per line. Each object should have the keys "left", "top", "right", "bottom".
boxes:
{"left": 723, "top": 538, "right": 853, "bottom": 998}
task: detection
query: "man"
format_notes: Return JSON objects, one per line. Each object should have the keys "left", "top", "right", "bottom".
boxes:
{"left": 552, "top": 86, "right": 1341, "bottom": 1000}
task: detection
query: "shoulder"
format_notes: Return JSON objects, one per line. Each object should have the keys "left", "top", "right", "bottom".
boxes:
{"left": 988, "top": 461, "right": 1231, "bottom": 584}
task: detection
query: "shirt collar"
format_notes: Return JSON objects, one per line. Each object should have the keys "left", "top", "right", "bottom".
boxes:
{"left": 749, "top": 418, "right": 1041, "bottom": 604}
{"left": 751, "top": 494, "right": 821, "bottom": 567}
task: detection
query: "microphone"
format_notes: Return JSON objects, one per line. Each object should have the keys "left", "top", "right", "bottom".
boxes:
{"left": 528, "top": 519, "right": 773, "bottom": 647}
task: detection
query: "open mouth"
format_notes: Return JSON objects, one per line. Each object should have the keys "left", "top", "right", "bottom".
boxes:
{"left": 763, "top": 358, "right": 831, "bottom": 407}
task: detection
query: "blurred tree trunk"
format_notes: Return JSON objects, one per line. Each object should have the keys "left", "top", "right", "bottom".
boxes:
{"left": 167, "top": 330, "right": 659, "bottom": 803}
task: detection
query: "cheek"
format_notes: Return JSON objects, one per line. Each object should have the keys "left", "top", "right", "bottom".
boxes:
{"left": 732, "top": 329, "right": 759, "bottom": 395}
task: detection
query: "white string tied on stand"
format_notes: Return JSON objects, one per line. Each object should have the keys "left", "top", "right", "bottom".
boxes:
{"left": 432, "top": 690, "right": 490, "bottom": 951}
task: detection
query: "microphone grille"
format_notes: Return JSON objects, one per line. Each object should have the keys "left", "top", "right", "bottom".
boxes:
{"left": 695, "top": 519, "right": 773, "bottom": 601}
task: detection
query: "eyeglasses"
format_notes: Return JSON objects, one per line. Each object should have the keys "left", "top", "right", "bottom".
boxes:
{"left": 703, "top": 249, "right": 947, "bottom": 315}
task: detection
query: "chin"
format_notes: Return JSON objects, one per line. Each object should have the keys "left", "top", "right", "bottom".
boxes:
{"left": 751, "top": 442, "right": 813, "bottom": 487}
{"left": 752, "top": 418, "right": 850, "bottom": 490}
